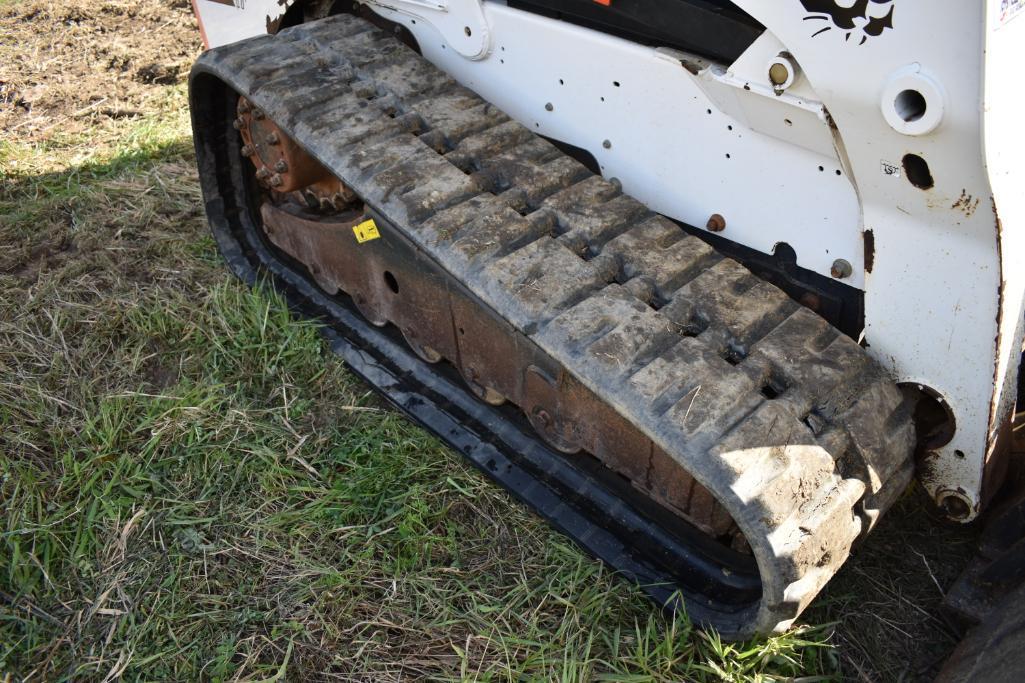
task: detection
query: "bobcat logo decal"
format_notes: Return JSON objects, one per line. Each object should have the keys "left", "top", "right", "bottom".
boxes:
{"left": 801, "top": 0, "right": 894, "bottom": 45}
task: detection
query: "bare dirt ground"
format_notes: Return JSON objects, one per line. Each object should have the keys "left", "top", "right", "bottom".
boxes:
{"left": 1, "top": 0, "right": 198, "bottom": 141}
{"left": 1, "top": 1, "right": 985, "bottom": 680}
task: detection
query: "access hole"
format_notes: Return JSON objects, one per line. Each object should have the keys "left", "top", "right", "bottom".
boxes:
{"left": 384, "top": 271, "right": 399, "bottom": 294}
{"left": 894, "top": 89, "right": 927, "bottom": 123}
{"left": 903, "top": 153, "right": 934, "bottom": 189}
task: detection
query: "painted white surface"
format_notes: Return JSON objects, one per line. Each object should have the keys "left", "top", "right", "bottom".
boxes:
{"left": 374, "top": 0, "right": 491, "bottom": 59}
{"left": 194, "top": 0, "right": 292, "bottom": 48}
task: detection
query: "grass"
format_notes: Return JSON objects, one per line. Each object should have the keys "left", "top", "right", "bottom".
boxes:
{"left": 1, "top": 2, "right": 981, "bottom": 680}
{"left": 0, "top": 80, "right": 843, "bottom": 680}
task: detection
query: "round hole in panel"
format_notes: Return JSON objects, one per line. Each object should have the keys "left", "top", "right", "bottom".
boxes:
{"left": 881, "top": 65, "right": 945, "bottom": 136}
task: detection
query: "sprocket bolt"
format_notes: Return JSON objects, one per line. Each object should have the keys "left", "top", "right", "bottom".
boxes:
{"left": 534, "top": 409, "right": 553, "bottom": 430}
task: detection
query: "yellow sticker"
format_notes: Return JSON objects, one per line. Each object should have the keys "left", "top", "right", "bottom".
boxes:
{"left": 353, "top": 218, "right": 381, "bottom": 243}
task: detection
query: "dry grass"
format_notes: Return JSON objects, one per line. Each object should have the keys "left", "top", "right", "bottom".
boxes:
{"left": 0, "top": 1, "right": 980, "bottom": 680}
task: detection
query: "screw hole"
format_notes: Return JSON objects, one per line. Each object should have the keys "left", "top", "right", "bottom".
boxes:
{"left": 464, "top": 26, "right": 471, "bottom": 36}
{"left": 955, "top": 449, "right": 965, "bottom": 459}
{"left": 613, "top": 80, "right": 620, "bottom": 87}
{"left": 706, "top": 108, "right": 712, "bottom": 115}
{"left": 727, "top": 125, "right": 733, "bottom": 131}
{"left": 559, "top": 78, "right": 564, "bottom": 85}
{"left": 458, "top": 327, "right": 465, "bottom": 335}
{"left": 384, "top": 271, "right": 399, "bottom": 294}
{"left": 903, "top": 153, "right": 934, "bottom": 189}
{"left": 818, "top": 165, "right": 824, "bottom": 172}
{"left": 894, "top": 89, "right": 927, "bottom": 123}
{"left": 784, "top": 118, "right": 792, "bottom": 127}
{"left": 725, "top": 153, "right": 731, "bottom": 159}
{"left": 835, "top": 169, "right": 842, "bottom": 176}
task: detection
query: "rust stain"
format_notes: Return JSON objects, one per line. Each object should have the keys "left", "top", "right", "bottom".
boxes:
{"left": 863, "top": 228, "right": 875, "bottom": 274}
{"left": 679, "top": 59, "right": 702, "bottom": 76}
{"left": 951, "top": 189, "right": 980, "bottom": 217}
{"left": 982, "top": 196, "right": 1008, "bottom": 507}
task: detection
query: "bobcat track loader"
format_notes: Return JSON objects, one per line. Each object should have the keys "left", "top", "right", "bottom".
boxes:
{"left": 187, "top": 0, "right": 1025, "bottom": 639}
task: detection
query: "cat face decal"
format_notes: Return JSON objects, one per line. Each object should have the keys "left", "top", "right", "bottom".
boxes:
{"left": 800, "top": 0, "right": 895, "bottom": 45}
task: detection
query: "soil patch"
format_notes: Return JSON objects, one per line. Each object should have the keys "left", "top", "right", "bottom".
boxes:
{"left": 0, "top": 0, "right": 201, "bottom": 139}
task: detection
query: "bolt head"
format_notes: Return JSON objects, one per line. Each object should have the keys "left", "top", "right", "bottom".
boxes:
{"left": 545, "top": 102, "right": 553, "bottom": 112}
{"left": 830, "top": 258, "right": 853, "bottom": 279}
{"left": 274, "top": 160, "right": 288, "bottom": 173}
{"left": 252, "top": 109, "right": 265, "bottom": 120}
{"left": 240, "top": 144, "right": 255, "bottom": 157}
{"left": 267, "top": 132, "right": 280, "bottom": 145}
{"left": 232, "top": 118, "right": 243, "bottom": 130}
{"left": 255, "top": 168, "right": 271, "bottom": 180}
{"left": 602, "top": 139, "right": 612, "bottom": 149}
{"left": 237, "top": 99, "right": 251, "bottom": 114}
{"left": 768, "top": 62, "right": 790, "bottom": 87}
{"left": 534, "top": 408, "right": 553, "bottom": 429}
{"left": 706, "top": 213, "right": 726, "bottom": 232}
{"left": 269, "top": 174, "right": 284, "bottom": 187}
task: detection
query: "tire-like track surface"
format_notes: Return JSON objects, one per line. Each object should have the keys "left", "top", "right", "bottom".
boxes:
{"left": 190, "top": 14, "right": 914, "bottom": 637}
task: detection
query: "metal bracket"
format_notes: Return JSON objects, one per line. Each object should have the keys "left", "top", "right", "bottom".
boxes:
{"left": 362, "top": 0, "right": 491, "bottom": 59}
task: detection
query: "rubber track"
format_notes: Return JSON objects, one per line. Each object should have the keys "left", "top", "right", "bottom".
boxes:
{"left": 191, "top": 14, "right": 914, "bottom": 636}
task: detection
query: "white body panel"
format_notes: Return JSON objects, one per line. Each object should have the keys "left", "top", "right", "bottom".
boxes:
{"left": 191, "top": 0, "right": 292, "bottom": 48}
{"left": 382, "top": 8, "right": 867, "bottom": 289}
{"left": 191, "top": 0, "right": 1025, "bottom": 519}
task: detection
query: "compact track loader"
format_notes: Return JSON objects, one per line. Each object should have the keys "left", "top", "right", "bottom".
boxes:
{"left": 187, "top": 0, "right": 1025, "bottom": 639}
